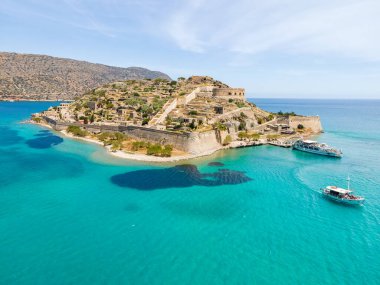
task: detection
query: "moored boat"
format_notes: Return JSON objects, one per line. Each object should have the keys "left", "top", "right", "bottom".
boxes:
{"left": 321, "top": 177, "right": 364, "bottom": 205}
{"left": 293, "top": 140, "right": 342, "bottom": 157}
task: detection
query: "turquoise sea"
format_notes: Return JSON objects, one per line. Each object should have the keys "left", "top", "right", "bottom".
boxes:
{"left": 0, "top": 99, "right": 379, "bottom": 285}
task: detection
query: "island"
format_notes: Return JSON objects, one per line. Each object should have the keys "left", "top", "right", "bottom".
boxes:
{"left": 30, "top": 76, "right": 323, "bottom": 161}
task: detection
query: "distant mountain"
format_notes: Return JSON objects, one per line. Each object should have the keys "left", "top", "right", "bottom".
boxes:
{"left": 0, "top": 52, "right": 171, "bottom": 100}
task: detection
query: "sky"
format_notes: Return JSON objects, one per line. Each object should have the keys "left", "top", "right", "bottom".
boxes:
{"left": 1, "top": 0, "right": 380, "bottom": 99}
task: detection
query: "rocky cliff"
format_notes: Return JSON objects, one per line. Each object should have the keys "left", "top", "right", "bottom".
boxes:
{"left": 0, "top": 52, "right": 171, "bottom": 100}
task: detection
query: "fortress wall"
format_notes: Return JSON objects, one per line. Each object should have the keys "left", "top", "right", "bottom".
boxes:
{"left": 212, "top": 88, "right": 245, "bottom": 99}
{"left": 44, "top": 117, "right": 222, "bottom": 154}
{"left": 123, "top": 127, "right": 221, "bottom": 154}
{"left": 289, "top": 116, "right": 323, "bottom": 132}
{"left": 187, "top": 130, "right": 221, "bottom": 154}
{"left": 120, "top": 126, "right": 192, "bottom": 152}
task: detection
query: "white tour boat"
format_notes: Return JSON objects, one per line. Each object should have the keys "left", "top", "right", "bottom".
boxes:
{"left": 321, "top": 177, "right": 364, "bottom": 205}
{"left": 293, "top": 140, "right": 342, "bottom": 157}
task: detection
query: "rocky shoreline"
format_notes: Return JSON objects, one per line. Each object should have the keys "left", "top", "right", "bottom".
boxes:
{"left": 26, "top": 120, "right": 268, "bottom": 162}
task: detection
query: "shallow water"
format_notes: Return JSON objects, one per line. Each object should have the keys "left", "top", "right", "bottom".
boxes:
{"left": 0, "top": 100, "right": 379, "bottom": 284}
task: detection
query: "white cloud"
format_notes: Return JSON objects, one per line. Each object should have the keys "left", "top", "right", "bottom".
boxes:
{"left": 164, "top": 0, "right": 380, "bottom": 61}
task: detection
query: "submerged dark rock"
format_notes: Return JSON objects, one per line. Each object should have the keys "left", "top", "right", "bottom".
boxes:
{"left": 207, "top": 161, "right": 225, "bottom": 167}
{"left": 111, "top": 164, "right": 252, "bottom": 190}
{"left": 0, "top": 127, "right": 23, "bottom": 146}
{"left": 26, "top": 132, "right": 63, "bottom": 149}
{"left": 34, "top": 130, "right": 52, "bottom": 136}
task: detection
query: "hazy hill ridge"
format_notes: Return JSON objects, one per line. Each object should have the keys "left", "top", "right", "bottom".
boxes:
{"left": 0, "top": 52, "right": 171, "bottom": 100}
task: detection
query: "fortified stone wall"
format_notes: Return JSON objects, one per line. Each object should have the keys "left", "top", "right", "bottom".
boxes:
{"left": 187, "top": 130, "right": 221, "bottom": 154}
{"left": 212, "top": 88, "right": 245, "bottom": 99}
{"left": 121, "top": 126, "right": 191, "bottom": 152}
{"left": 288, "top": 116, "right": 323, "bottom": 133}
{"left": 43, "top": 117, "right": 222, "bottom": 154}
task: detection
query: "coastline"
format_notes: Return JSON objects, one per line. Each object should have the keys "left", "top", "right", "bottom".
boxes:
{"left": 28, "top": 120, "right": 230, "bottom": 162}
{"left": 26, "top": 121, "right": 308, "bottom": 163}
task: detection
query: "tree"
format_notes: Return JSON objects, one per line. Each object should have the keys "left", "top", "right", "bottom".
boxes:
{"left": 238, "top": 121, "right": 246, "bottom": 131}
{"left": 132, "top": 141, "right": 145, "bottom": 151}
{"left": 297, "top": 124, "right": 304, "bottom": 130}
{"left": 214, "top": 122, "right": 227, "bottom": 131}
{"left": 161, "top": 145, "right": 173, "bottom": 157}
{"left": 67, "top": 126, "right": 87, "bottom": 137}
{"left": 223, "top": 135, "right": 232, "bottom": 145}
{"left": 189, "top": 119, "right": 196, "bottom": 129}
{"left": 111, "top": 141, "right": 122, "bottom": 152}
{"left": 146, "top": 144, "right": 162, "bottom": 156}
{"left": 238, "top": 132, "right": 247, "bottom": 140}
{"left": 250, "top": 133, "right": 261, "bottom": 141}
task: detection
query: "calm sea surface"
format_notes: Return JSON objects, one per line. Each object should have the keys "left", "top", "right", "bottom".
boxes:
{"left": 0, "top": 100, "right": 379, "bottom": 285}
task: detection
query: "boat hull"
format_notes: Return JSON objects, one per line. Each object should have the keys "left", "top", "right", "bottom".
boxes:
{"left": 322, "top": 192, "right": 364, "bottom": 205}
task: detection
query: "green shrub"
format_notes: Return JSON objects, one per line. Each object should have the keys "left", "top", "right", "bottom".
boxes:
{"left": 297, "top": 124, "right": 304, "bottom": 130}
{"left": 223, "top": 135, "right": 232, "bottom": 145}
{"left": 214, "top": 122, "right": 227, "bottom": 131}
{"left": 161, "top": 145, "right": 173, "bottom": 157}
{"left": 277, "top": 111, "right": 297, "bottom": 116}
{"left": 146, "top": 143, "right": 172, "bottom": 157}
{"left": 97, "top": 132, "right": 126, "bottom": 146}
{"left": 146, "top": 144, "right": 162, "bottom": 156}
{"left": 238, "top": 132, "right": 261, "bottom": 141}
{"left": 238, "top": 121, "right": 246, "bottom": 131}
{"left": 111, "top": 141, "right": 122, "bottom": 152}
{"left": 238, "top": 132, "right": 248, "bottom": 140}
{"left": 250, "top": 133, "right": 261, "bottom": 141}
{"left": 32, "top": 117, "right": 41, "bottom": 123}
{"left": 235, "top": 101, "right": 246, "bottom": 108}
{"left": 67, "top": 126, "right": 87, "bottom": 137}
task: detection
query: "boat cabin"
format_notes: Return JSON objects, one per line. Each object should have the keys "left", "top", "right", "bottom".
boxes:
{"left": 303, "top": 140, "right": 318, "bottom": 144}
{"left": 326, "top": 186, "right": 352, "bottom": 197}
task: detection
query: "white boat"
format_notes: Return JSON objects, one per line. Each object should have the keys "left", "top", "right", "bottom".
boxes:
{"left": 321, "top": 177, "right": 364, "bottom": 205}
{"left": 293, "top": 140, "right": 342, "bottom": 157}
